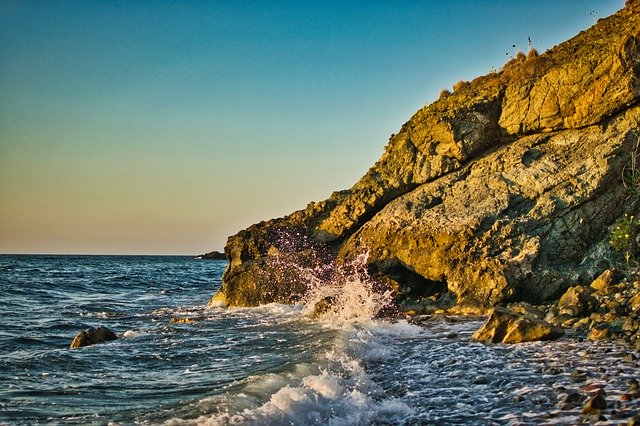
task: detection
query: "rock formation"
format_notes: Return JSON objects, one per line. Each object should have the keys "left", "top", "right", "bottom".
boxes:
{"left": 471, "top": 306, "right": 564, "bottom": 344}
{"left": 70, "top": 326, "right": 117, "bottom": 348}
{"left": 212, "top": 3, "right": 640, "bottom": 311}
{"left": 545, "top": 269, "right": 640, "bottom": 349}
{"left": 195, "top": 250, "right": 227, "bottom": 260}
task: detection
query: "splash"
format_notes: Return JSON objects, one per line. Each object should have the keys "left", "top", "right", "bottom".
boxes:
{"left": 292, "top": 252, "right": 394, "bottom": 323}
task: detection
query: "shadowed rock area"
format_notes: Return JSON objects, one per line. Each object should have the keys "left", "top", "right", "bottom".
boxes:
{"left": 212, "top": 3, "right": 640, "bottom": 312}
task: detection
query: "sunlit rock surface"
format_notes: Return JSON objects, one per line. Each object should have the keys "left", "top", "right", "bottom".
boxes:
{"left": 70, "top": 326, "right": 117, "bottom": 348}
{"left": 213, "top": 3, "right": 640, "bottom": 310}
{"left": 472, "top": 306, "right": 564, "bottom": 344}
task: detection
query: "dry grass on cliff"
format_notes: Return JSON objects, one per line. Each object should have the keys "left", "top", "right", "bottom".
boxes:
{"left": 440, "top": 47, "right": 542, "bottom": 103}
{"left": 452, "top": 80, "right": 469, "bottom": 92}
{"left": 498, "top": 47, "right": 548, "bottom": 84}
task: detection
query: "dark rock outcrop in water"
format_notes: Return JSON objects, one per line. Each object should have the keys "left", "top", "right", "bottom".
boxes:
{"left": 195, "top": 250, "right": 226, "bottom": 260}
{"left": 212, "top": 3, "right": 640, "bottom": 311}
{"left": 70, "top": 327, "right": 117, "bottom": 348}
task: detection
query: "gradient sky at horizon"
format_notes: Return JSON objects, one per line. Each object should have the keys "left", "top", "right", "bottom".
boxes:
{"left": 0, "top": 0, "right": 625, "bottom": 255}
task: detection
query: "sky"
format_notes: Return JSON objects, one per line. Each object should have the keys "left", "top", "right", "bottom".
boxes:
{"left": 0, "top": 0, "right": 625, "bottom": 255}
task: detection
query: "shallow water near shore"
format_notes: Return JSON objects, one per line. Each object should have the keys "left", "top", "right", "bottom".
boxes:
{"left": 1, "top": 255, "right": 639, "bottom": 425}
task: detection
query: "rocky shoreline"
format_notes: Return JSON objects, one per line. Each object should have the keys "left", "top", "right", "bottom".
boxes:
{"left": 405, "top": 314, "right": 640, "bottom": 425}
{"left": 208, "top": 9, "right": 640, "bottom": 422}
{"left": 402, "top": 268, "right": 640, "bottom": 350}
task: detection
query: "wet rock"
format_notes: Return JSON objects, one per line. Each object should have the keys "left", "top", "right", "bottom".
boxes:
{"left": 558, "top": 391, "right": 585, "bottom": 410}
{"left": 472, "top": 376, "right": 488, "bottom": 385}
{"left": 310, "top": 296, "right": 336, "bottom": 318}
{"left": 573, "top": 317, "right": 590, "bottom": 329}
{"left": 571, "top": 369, "right": 588, "bottom": 383}
{"left": 70, "top": 326, "right": 117, "bottom": 348}
{"left": 581, "top": 412, "right": 607, "bottom": 423}
{"left": 582, "top": 383, "right": 607, "bottom": 393}
{"left": 558, "top": 285, "right": 598, "bottom": 317}
{"left": 542, "top": 366, "right": 562, "bottom": 375}
{"left": 472, "top": 306, "right": 564, "bottom": 344}
{"left": 170, "top": 317, "right": 196, "bottom": 324}
{"left": 589, "top": 325, "right": 612, "bottom": 341}
{"left": 582, "top": 392, "right": 608, "bottom": 414}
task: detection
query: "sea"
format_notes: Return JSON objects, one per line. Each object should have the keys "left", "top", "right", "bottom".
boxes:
{"left": 1, "top": 254, "right": 639, "bottom": 425}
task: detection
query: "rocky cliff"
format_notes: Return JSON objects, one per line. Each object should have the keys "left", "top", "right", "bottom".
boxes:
{"left": 211, "top": 2, "right": 640, "bottom": 311}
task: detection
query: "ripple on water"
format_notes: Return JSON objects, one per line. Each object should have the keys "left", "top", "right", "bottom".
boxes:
{"left": 1, "top": 255, "right": 639, "bottom": 425}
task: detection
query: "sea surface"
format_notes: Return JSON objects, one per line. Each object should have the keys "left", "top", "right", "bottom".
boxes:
{"left": 1, "top": 255, "right": 639, "bottom": 425}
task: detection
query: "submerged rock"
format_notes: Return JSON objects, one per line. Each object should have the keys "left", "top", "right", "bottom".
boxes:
{"left": 170, "top": 317, "right": 196, "bottom": 324}
{"left": 70, "top": 326, "right": 117, "bottom": 348}
{"left": 472, "top": 306, "right": 564, "bottom": 344}
{"left": 212, "top": 3, "right": 640, "bottom": 310}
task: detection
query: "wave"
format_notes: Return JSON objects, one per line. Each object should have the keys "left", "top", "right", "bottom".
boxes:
{"left": 163, "top": 253, "right": 416, "bottom": 425}
{"left": 164, "top": 320, "right": 420, "bottom": 425}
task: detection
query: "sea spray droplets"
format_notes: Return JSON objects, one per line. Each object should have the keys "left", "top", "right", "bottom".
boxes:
{"left": 299, "top": 252, "right": 394, "bottom": 322}
{"left": 262, "top": 248, "right": 393, "bottom": 322}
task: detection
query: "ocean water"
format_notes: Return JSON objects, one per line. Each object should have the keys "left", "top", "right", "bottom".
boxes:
{"left": 1, "top": 255, "right": 639, "bottom": 425}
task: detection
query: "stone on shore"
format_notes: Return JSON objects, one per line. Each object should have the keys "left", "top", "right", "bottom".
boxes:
{"left": 558, "top": 286, "right": 598, "bottom": 317}
{"left": 582, "top": 392, "right": 608, "bottom": 414}
{"left": 550, "top": 272, "right": 640, "bottom": 348}
{"left": 70, "top": 326, "right": 117, "bottom": 348}
{"left": 472, "top": 306, "right": 564, "bottom": 344}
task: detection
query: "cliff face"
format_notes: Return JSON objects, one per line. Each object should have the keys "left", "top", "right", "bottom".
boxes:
{"left": 212, "top": 3, "right": 640, "bottom": 310}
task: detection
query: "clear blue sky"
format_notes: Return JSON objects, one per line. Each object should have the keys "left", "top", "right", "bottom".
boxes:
{"left": 0, "top": 0, "right": 624, "bottom": 254}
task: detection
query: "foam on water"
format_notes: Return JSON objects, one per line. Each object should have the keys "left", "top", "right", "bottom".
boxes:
{"left": 3, "top": 255, "right": 639, "bottom": 425}
{"left": 167, "top": 253, "right": 415, "bottom": 425}
{"left": 178, "top": 322, "right": 417, "bottom": 426}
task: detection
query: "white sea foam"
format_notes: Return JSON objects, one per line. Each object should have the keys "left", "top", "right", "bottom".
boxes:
{"left": 299, "top": 252, "right": 394, "bottom": 325}
{"left": 165, "top": 253, "right": 416, "bottom": 425}
{"left": 122, "top": 329, "right": 141, "bottom": 339}
{"left": 181, "top": 349, "right": 414, "bottom": 425}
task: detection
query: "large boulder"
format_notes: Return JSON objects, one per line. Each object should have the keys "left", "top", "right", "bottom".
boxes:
{"left": 558, "top": 285, "right": 599, "bottom": 317}
{"left": 472, "top": 306, "right": 564, "bottom": 344}
{"left": 213, "top": 3, "right": 640, "bottom": 309}
{"left": 70, "top": 326, "right": 117, "bottom": 348}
